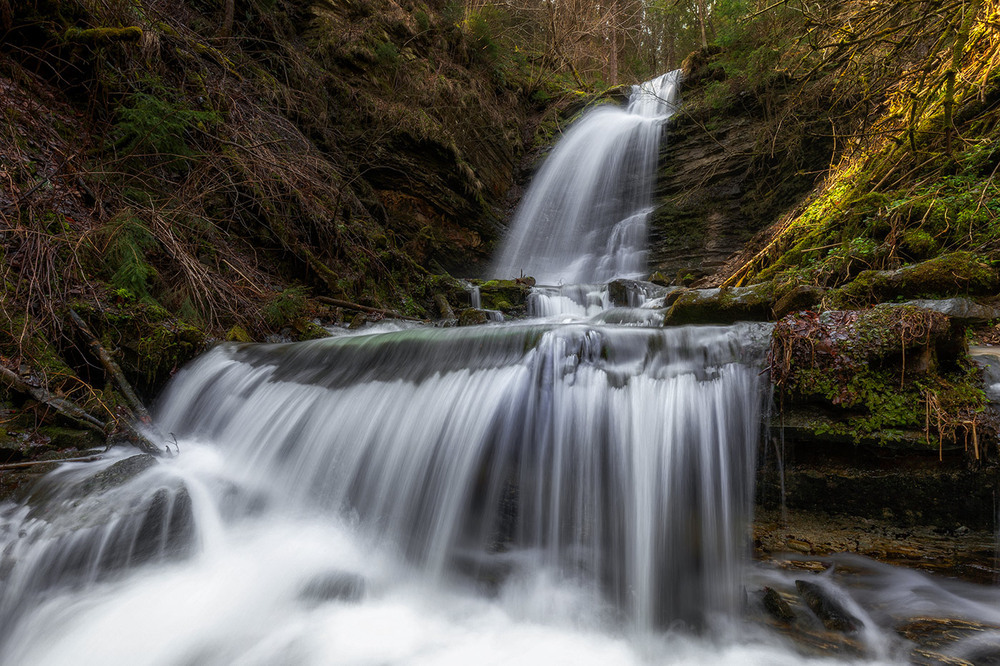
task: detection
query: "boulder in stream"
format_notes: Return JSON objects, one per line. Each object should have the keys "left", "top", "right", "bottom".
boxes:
{"left": 762, "top": 586, "right": 797, "bottom": 624}
{"left": 458, "top": 308, "right": 490, "bottom": 326}
{"left": 795, "top": 579, "right": 863, "bottom": 633}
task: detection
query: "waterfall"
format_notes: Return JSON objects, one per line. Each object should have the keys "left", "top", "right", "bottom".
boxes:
{"left": 5, "top": 67, "right": 1000, "bottom": 663}
{"left": 0, "top": 323, "right": 768, "bottom": 660}
{"left": 492, "top": 71, "right": 680, "bottom": 285}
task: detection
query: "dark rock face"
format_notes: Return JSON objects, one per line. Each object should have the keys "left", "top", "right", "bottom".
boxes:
{"left": 795, "top": 579, "right": 863, "bottom": 633}
{"left": 648, "top": 55, "right": 840, "bottom": 284}
{"left": 762, "top": 586, "right": 796, "bottom": 624}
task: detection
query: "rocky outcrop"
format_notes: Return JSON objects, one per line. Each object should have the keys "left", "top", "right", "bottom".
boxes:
{"left": 647, "top": 51, "right": 843, "bottom": 284}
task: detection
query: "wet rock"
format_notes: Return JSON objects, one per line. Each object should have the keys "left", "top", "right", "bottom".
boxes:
{"left": 77, "top": 454, "right": 158, "bottom": 496}
{"left": 130, "top": 486, "right": 196, "bottom": 564}
{"left": 795, "top": 579, "right": 863, "bottom": 633}
{"left": 772, "top": 285, "right": 826, "bottom": 319}
{"left": 902, "top": 298, "right": 1000, "bottom": 325}
{"left": 762, "top": 586, "right": 796, "bottom": 624}
{"left": 473, "top": 279, "right": 531, "bottom": 314}
{"left": 347, "top": 312, "right": 367, "bottom": 330}
{"left": 292, "top": 318, "right": 331, "bottom": 341}
{"left": 458, "top": 308, "right": 489, "bottom": 326}
{"left": 828, "top": 252, "right": 997, "bottom": 309}
{"left": 664, "top": 283, "right": 774, "bottom": 325}
{"left": 606, "top": 279, "right": 666, "bottom": 307}
{"left": 299, "top": 571, "right": 366, "bottom": 604}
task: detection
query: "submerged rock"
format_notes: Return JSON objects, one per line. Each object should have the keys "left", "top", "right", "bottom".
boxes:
{"left": 299, "top": 571, "right": 366, "bottom": 604}
{"left": 795, "top": 579, "right": 863, "bottom": 633}
{"left": 762, "top": 586, "right": 797, "bottom": 624}
{"left": 77, "top": 454, "right": 158, "bottom": 496}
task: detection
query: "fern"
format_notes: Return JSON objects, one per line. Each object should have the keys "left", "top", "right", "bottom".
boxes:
{"left": 103, "top": 215, "right": 158, "bottom": 302}
{"left": 112, "top": 77, "right": 220, "bottom": 161}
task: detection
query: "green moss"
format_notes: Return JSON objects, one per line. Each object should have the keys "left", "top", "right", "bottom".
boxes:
{"left": 226, "top": 326, "right": 254, "bottom": 343}
{"left": 828, "top": 252, "right": 997, "bottom": 308}
{"left": 262, "top": 286, "right": 309, "bottom": 328}
{"left": 292, "top": 318, "right": 331, "bottom": 341}
{"left": 899, "top": 229, "right": 939, "bottom": 260}
{"left": 771, "top": 306, "right": 988, "bottom": 447}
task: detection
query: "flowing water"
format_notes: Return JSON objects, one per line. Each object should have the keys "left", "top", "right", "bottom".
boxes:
{"left": 3, "top": 73, "right": 1000, "bottom": 665}
{"left": 491, "top": 72, "right": 680, "bottom": 285}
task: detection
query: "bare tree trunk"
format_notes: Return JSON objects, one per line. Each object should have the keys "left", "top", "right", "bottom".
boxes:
{"left": 698, "top": 0, "right": 708, "bottom": 48}
{"left": 220, "top": 0, "right": 235, "bottom": 39}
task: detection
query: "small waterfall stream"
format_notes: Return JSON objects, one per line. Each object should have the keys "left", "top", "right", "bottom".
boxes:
{"left": 3, "top": 72, "right": 1000, "bottom": 665}
{"left": 492, "top": 71, "right": 680, "bottom": 284}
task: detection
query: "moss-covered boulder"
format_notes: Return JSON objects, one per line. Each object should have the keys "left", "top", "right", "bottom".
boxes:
{"left": 770, "top": 305, "right": 989, "bottom": 446}
{"left": 827, "top": 252, "right": 997, "bottom": 309}
{"left": 471, "top": 279, "right": 532, "bottom": 315}
{"left": 292, "top": 318, "right": 331, "bottom": 341}
{"left": 457, "top": 308, "right": 489, "bottom": 327}
{"left": 772, "top": 285, "right": 826, "bottom": 319}
{"left": 664, "top": 282, "right": 775, "bottom": 325}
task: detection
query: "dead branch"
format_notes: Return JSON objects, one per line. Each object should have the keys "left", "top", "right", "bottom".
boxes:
{"left": 0, "top": 364, "right": 107, "bottom": 433}
{"left": 315, "top": 296, "right": 427, "bottom": 322}
{"left": 68, "top": 308, "right": 151, "bottom": 424}
{"left": 0, "top": 455, "right": 103, "bottom": 471}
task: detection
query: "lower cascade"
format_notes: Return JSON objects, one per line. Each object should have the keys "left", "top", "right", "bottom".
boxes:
{"left": 4, "top": 313, "right": 1000, "bottom": 664}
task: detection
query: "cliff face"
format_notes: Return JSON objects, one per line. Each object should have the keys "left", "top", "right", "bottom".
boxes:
{"left": 647, "top": 55, "right": 840, "bottom": 284}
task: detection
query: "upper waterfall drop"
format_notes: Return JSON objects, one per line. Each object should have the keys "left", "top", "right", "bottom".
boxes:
{"left": 492, "top": 71, "right": 681, "bottom": 285}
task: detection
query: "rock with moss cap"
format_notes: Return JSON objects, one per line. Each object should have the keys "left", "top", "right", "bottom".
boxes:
{"left": 664, "top": 282, "right": 775, "bottom": 325}
{"left": 770, "top": 304, "right": 989, "bottom": 446}
{"left": 457, "top": 308, "right": 489, "bottom": 327}
{"left": 827, "top": 252, "right": 997, "bottom": 309}
{"left": 471, "top": 279, "right": 532, "bottom": 315}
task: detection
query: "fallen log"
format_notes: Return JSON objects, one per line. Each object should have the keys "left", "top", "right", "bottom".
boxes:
{"left": 314, "top": 296, "right": 427, "bottom": 322}
{"left": 0, "top": 365, "right": 106, "bottom": 433}
{"left": 1, "top": 361, "right": 161, "bottom": 457}
{"left": 0, "top": 455, "right": 103, "bottom": 471}
{"left": 69, "top": 309, "right": 151, "bottom": 424}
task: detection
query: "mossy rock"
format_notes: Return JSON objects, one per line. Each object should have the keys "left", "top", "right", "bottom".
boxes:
{"left": 472, "top": 279, "right": 531, "bottom": 314}
{"left": 770, "top": 305, "right": 986, "bottom": 446}
{"left": 773, "top": 285, "right": 826, "bottom": 319}
{"left": 457, "top": 308, "right": 489, "bottom": 326}
{"left": 426, "top": 274, "right": 474, "bottom": 308}
{"left": 292, "top": 318, "right": 331, "bottom": 341}
{"left": 226, "top": 325, "right": 254, "bottom": 343}
{"left": 664, "top": 282, "right": 775, "bottom": 326}
{"left": 828, "top": 252, "right": 998, "bottom": 309}
{"left": 37, "top": 426, "right": 102, "bottom": 452}
{"left": 73, "top": 301, "right": 207, "bottom": 398}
